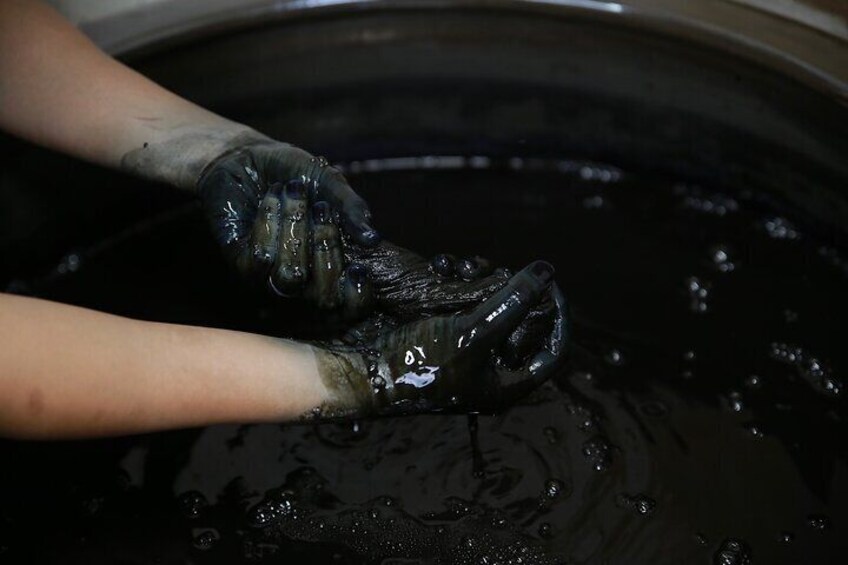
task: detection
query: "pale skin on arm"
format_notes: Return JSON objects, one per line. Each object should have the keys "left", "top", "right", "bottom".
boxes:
{"left": 0, "top": 0, "right": 254, "bottom": 189}
{"left": 0, "top": 294, "right": 329, "bottom": 439}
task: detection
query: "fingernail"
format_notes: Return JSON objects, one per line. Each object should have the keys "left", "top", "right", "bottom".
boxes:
{"left": 284, "top": 179, "right": 306, "bottom": 199}
{"left": 530, "top": 260, "right": 554, "bottom": 284}
{"left": 431, "top": 253, "right": 455, "bottom": 276}
{"left": 313, "top": 201, "right": 331, "bottom": 224}
{"left": 347, "top": 263, "right": 368, "bottom": 282}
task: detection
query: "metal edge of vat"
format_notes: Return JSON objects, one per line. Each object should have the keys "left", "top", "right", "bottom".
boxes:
{"left": 57, "top": 0, "right": 848, "bottom": 104}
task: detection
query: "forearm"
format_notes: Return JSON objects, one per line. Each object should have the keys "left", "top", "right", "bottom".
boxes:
{"left": 0, "top": 0, "right": 262, "bottom": 189}
{"left": 0, "top": 294, "right": 326, "bottom": 439}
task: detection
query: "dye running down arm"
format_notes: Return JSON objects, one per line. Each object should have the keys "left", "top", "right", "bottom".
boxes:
{"left": 0, "top": 0, "right": 379, "bottom": 306}
{"left": 0, "top": 263, "right": 565, "bottom": 438}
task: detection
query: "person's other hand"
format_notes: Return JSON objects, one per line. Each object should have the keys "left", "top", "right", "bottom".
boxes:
{"left": 197, "top": 141, "right": 379, "bottom": 319}
{"left": 307, "top": 261, "right": 569, "bottom": 419}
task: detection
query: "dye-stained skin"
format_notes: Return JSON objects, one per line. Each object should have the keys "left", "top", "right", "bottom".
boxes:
{"left": 196, "top": 139, "right": 559, "bottom": 342}
{"left": 197, "top": 139, "right": 381, "bottom": 318}
{"left": 194, "top": 138, "right": 569, "bottom": 417}
{"left": 306, "top": 261, "right": 569, "bottom": 419}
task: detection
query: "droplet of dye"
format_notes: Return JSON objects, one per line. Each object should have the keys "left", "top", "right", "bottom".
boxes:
{"left": 543, "top": 427, "right": 559, "bottom": 444}
{"left": 778, "top": 531, "right": 794, "bottom": 544}
{"left": 538, "top": 523, "right": 552, "bottom": 539}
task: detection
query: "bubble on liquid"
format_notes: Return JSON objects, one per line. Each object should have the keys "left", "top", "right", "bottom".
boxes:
{"left": 573, "top": 370, "right": 594, "bottom": 383}
{"left": 710, "top": 246, "right": 736, "bottom": 273}
{"left": 615, "top": 493, "right": 657, "bottom": 516}
{"left": 555, "top": 159, "right": 623, "bottom": 181}
{"left": 783, "top": 309, "right": 799, "bottom": 323}
{"left": 763, "top": 216, "right": 800, "bottom": 240}
{"left": 713, "top": 538, "right": 751, "bottom": 565}
{"left": 818, "top": 245, "right": 848, "bottom": 277}
{"left": 744, "top": 375, "right": 762, "bottom": 390}
{"left": 192, "top": 528, "right": 220, "bottom": 551}
{"left": 605, "top": 348, "right": 624, "bottom": 366}
{"left": 677, "top": 185, "right": 739, "bottom": 216}
{"left": 744, "top": 423, "right": 764, "bottom": 439}
{"left": 807, "top": 514, "right": 830, "bottom": 531}
{"left": 56, "top": 252, "right": 81, "bottom": 275}
{"left": 543, "top": 479, "right": 566, "bottom": 500}
{"left": 724, "top": 390, "right": 745, "bottom": 413}
{"left": 686, "top": 277, "right": 711, "bottom": 313}
{"left": 582, "top": 195, "right": 605, "bottom": 209}
{"left": 582, "top": 436, "right": 613, "bottom": 472}
{"left": 683, "top": 350, "right": 696, "bottom": 362}
{"left": 177, "top": 490, "right": 208, "bottom": 519}
{"left": 778, "top": 531, "right": 795, "bottom": 544}
{"left": 543, "top": 426, "right": 559, "bottom": 444}
{"left": 538, "top": 522, "right": 553, "bottom": 539}
{"left": 567, "top": 404, "right": 598, "bottom": 433}
{"left": 695, "top": 532, "right": 709, "bottom": 546}
{"left": 770, "top": 342, "right": 842, "bottom": 398}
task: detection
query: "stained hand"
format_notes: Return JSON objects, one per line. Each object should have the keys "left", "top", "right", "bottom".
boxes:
{"left": 198, "top": 141, "right": 379, "bottom": 318}
{"left": 308, "top": 261, "right": 569, "bottom": 419}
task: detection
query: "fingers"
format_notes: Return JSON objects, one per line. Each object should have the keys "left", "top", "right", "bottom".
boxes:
{"left": 199, "top": 166, "right": 255, "bottom": 256}
{"left": 320, "top": 173, "right": 380, "bottom": 247}
{"left": 527, "top": 283, "right": 569, "bottom": 381}
{"left": 492, "top": 283, "right": 570, "bottom": 406}
{"left": 270, "top": 180, "right": 310, "bottom": 295}
{"left": 249, "top": 187, "right": 282, "bottom": 275}
{"left": 340, "top": 263, "right": 373, "bottom": 321}
{"left": 462, "top": 261, "right": 554, "bottom": 351}
{"left": 307, "top": 201, "right": 345, "bottom": 309}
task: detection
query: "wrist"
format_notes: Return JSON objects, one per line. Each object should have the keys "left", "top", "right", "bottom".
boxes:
{"left": 307, "top": 345, "right": 378, "bottom": 420}
{"left": 120, "top": 121, "right": 270, "bottom": 191}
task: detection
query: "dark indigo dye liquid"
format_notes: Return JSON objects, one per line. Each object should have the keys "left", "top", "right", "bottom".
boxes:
{"left": 1, "top": 159, "right": 846, "bottom": 563}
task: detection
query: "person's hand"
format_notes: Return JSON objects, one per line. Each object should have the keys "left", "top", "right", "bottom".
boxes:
{"left": 305, "top": 261, "right": 569, "bottom": 419}
{"left": 197, "top": 140, "right": 379, "bottom": 318}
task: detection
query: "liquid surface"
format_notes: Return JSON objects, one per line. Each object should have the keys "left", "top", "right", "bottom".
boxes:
{"left": 1, "top": 160, "right": 846, "bottom": 564}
